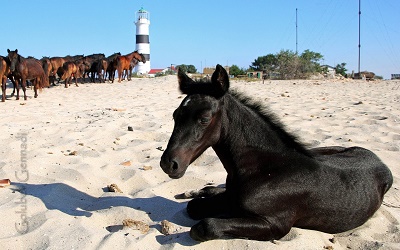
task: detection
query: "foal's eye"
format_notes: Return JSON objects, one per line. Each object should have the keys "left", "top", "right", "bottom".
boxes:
{"left": 199, "top": 116, "right": 211, "bottom": 125}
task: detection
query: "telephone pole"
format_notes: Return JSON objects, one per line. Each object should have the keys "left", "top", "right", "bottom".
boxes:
{"left": 296, "top": 8, "right": 298, "bottom": 54}
{"left": 358, "top": 0, "right": 361, "bottom": 76}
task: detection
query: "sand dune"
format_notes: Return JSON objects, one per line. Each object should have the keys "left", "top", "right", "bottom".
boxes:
{"left": 0, "top": 77, "right": 399, "bottom": 249}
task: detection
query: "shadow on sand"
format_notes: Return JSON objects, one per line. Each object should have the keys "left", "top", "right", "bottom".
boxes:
{"left": 11, "top": 182, "right": 198, "bottom": 247}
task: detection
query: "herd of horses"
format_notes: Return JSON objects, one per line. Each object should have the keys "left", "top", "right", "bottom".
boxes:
{"left": 0, "top": 49, "right": 146, "bottom": 102}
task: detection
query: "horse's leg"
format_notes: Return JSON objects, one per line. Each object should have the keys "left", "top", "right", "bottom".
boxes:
{"left": 15, "top": 78, "right": 20, "bottom": 100}
{"left": 75, "top": 74, "right": 79, "bottom": 87}
{"left": 175, "top": 186, "right": 225, "bottom": 199}
{"left": 64, "top": 76, "right": 69, "bottom": 88}
{"left": 1, "top": 77, "right": 6, "bottom": 102}
{"left": 50, "top": 75, "right": 55, "bottom": 86}
{"left": 21, "top": 77, "right": 27, "bottom": 100}
{"left": 10, "top": 77, "right": 16, "bottom": 97}
{"left": 117, "top": 68, "right": 122, "bottom": 83}
{"left": 186, "top": 191, "right": 230, "bottom": 220}
{"left": 33, "top": 79, "right": 38, "bottom": 98}
{"left": 190, "top": 216, "right": 291, "bottom": 242}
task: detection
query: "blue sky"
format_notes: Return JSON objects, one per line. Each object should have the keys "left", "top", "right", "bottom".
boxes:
{"left": 2, "top": 0, "right": 399, "bottom": 79}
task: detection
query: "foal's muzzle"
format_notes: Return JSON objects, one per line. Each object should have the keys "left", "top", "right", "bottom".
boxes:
{"left": 160, "top": 156, "right": 186, "bottom": 179}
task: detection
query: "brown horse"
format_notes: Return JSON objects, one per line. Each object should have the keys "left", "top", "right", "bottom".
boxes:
{"left": 123, "top": 58, "right": 141, "bottom": 81}
{"left": 61, "top": 58, "right": 86, "bottom": 88}
{"left": 82, "top": 53, "right": 105, "bottom": 83}
{"left": 7, "top": 49, "right": 49, "bottom": 100}
{"left": 108, "top": 54, "right": 120, "bottom": 83}
{"left": 49, "top": 55, "right": 84, "bottom": 84}
{"left": 0, "top": 56, "right": 11, "bottom": 102}
{"left": 41, "top": 57, "right": 54, "bottom": 85}
{"left": 97, "top": 52, "right": 121, "bottom": 83}
{"left": 116, "top": 51, "right": 146, "bottom": 83}
{"left": 49, "top": 56, "right": 67, "bottom": 84}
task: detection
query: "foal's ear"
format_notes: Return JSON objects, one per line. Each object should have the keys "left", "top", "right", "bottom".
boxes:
{"left": 178, "top": 67, "right": 195, "bottom": 94}
{"left": 211, "top": 64, "right": 230, "bottom": 95}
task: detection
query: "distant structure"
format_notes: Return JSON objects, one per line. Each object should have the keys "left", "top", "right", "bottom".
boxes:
{"left": 203, "top": 66, "right": 230, "bottom": 75}
{"left": 135, "top": 7, "right": 150, "bottom": 74}
{"left": 391, "top": 74, "right": 400, "bottom": 80}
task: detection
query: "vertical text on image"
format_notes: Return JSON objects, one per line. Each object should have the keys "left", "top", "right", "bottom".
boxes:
{"left": 15, "top": 131, "right": 29, "bottom": 234}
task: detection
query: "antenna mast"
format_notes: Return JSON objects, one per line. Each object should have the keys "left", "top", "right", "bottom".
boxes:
{"left": 358, "top": 0, "right": 361, "bottom": 76}
{"left": 296, "top": 8, "right": 297, "bottom": 54}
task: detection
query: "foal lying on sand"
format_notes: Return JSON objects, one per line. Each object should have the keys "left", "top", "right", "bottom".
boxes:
{"left": 160, "top": 64, "right": 393, "bottom": 241}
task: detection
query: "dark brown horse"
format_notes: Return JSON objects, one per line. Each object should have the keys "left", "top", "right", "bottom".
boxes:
{"left": 0, "top": 56, "right": 11, "bottom": 102}
{"left": 107, "top": 54, "right": 121, "bottom": 83}
{"left": 82, "top": 53, "right": 105, "bottom": 83}
{"left": 49, "top": 55, "right": 84, "bottom": 84}
{"left": 160, "top": 65, "right": 393, "bottom": 241}
{"left": 116, "top": 51, "right": 146, "bottom": 83}
{"left": 41, "top": 57, "right": 54, "bottom": 85}
{"left": 96, "top": 52, "right": 121, "bottom": 83}
{"left": 61, "top": 58, "right": 87, "bottom": 88}
{"left": 7, "top": 49, "right": 49, "bottom": 100}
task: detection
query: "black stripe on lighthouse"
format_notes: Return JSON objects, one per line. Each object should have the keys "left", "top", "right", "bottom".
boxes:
{"left": 141, "top": 54, "right": 150, "bottom": 61}
{"left": 136, "top": 35, "right": 149, "bottom": 44}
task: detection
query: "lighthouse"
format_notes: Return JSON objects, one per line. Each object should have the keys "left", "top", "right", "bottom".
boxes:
{"left": 135, "top": 7, "right": 150, "bottom": 74}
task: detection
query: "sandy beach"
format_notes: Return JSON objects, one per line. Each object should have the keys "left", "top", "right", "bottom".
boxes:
{"left": 0, "top": 76, "right": 399, "bottom": 249}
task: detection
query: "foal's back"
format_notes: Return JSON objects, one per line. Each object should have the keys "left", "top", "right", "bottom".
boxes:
{"left": 295, "top": 146, "right": 393, "bottom": 233}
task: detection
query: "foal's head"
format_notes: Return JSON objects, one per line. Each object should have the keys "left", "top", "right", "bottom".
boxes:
{"left": 160, "top": 65, "right": 229, "bottom": 179}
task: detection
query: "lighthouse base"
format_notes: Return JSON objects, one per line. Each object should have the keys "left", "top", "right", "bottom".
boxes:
{"left": 135, "top": 61, "right": 150, "bottom": 75}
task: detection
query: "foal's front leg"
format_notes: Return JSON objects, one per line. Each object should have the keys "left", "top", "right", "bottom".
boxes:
{"left": 190, "top": 216, "right": 291, "bottom": 242}
{"left": 186, "top": 190, "right": 230, "bottom": 220}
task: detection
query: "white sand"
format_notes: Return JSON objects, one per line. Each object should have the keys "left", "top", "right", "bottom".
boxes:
{"left": 0, "top": 77, "right": 399, "bottom": 249}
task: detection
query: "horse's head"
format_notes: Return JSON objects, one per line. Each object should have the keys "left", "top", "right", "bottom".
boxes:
{"left": 7, "top": 49, "right": 19, "bottom": 72}
{"left": 160, "top": 64, "right": 229, "bottom": 179}
{"left": 133, "top": 51, "right": 146, "bottom": 63}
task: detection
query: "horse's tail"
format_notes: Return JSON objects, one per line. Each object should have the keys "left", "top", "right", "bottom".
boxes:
{"left": 39, "top": 69, "right": 49, "bottom": 89}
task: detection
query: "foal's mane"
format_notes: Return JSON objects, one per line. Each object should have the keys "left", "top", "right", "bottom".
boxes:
{"left": 228, "top": 88, "right": 312, "bottom": 157}
{"left": 181, "top": 75, "right": 312, "bottom": 157}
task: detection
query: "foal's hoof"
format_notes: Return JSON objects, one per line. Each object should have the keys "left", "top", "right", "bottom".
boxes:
{"left": 190, "top": 221, "right": 208, "bottom": 242}
{"left": 190, "top": 219, "right": 220, "bottom": 242}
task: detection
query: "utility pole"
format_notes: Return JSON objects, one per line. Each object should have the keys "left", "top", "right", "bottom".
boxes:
{"left": 358, "top": 0, "right": 361, "bottom": 76}
{"left": 296, "top": 8, "right": 297, "bottom": 54}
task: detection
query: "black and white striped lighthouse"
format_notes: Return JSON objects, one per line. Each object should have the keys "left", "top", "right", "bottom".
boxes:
{"left": 135, "top": 7, "right": 150, "bottom": 74}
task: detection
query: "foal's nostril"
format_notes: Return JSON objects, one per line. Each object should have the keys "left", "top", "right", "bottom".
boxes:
{"left": 172, "top": 160, "right": 178, "bottom": 171}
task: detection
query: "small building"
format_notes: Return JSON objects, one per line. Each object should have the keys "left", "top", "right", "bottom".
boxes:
{"left": 247, "top": 71, "right": 263, "bottom": 79}
{"left": 391, "top": 74, "right": 400, "bottom": 80}
{"left": 148, "top": 66, "right": 176, "bottom": 77}
{"left": 203, "top": 66, "right": 230, "bottom": 75}
{"left": 322, "top": 65, "right": 336, "bottom": 78}
{"left": 148, "top": 69, "right": 164, "bottom": 76}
